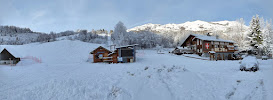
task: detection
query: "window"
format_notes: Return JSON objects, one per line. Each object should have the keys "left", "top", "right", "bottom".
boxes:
{"left": 98, "top": 54, "right": 103, "bottom": 58}
{"left": 96, "top": 54, "right": 103, "bottom": 59}
{"left": 121, "top": 49, "right": 134, "bottom": 57}
{"left": 214, "top": 45, "right": 219, "bottom": 51}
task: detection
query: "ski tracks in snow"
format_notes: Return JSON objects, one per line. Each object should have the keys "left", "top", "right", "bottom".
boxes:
{"left": 224, "top": 72, "right": 267, "bottom": 100}
{"left": 156, "top": 67, "right": 176, "bottom": 100}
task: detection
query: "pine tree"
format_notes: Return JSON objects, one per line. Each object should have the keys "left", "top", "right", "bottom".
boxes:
{"left": 247, "top": 15, "right": 263, "bottom": 54}
{"left": 262, "top": 19, "right": 273, "bottom": 56}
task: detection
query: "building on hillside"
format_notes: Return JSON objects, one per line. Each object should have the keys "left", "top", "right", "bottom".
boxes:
{"left": 180, "top": 33, "right": 238, "bottom": 60}
{"left": 116, "top": 45, "right": 137, "bottom": 63}
{"left": 90, "top": 44, "right": 138, "bottom": 63}
{"left": 90, "top": 46, "right": 113, "bottom": 63}
{"left": 0, "top": 48, "right": 21, "bottom": 65}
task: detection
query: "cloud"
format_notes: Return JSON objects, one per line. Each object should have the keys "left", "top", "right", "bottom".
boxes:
{"left": 0, "top": 0, "right": 19, "bottom": 23}
{"left": 0, "top": 0, "right": 272, "bottom": 33}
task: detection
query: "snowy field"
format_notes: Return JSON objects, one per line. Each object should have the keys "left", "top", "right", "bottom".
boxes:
{"left": 0, "top": 40, "right": 272, "bottom": 100}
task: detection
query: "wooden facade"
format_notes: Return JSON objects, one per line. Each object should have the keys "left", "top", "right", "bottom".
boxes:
{"left": 90, "top": 46, "right": 113, "bottom": 63}
{"left": 116, "top": 45, "right": 136, "bottom": 63}
{"left": 181, "top": 34, "right": 238, "bottom": 60}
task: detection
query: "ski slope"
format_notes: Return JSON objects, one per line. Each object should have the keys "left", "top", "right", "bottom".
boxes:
{"left": 0, "top": 40, "right": 272, "bottom": 100}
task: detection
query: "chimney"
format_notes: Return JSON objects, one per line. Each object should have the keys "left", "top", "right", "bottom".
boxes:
{"left": 110, "top": 45, "right": 116, "bottom": 51}
{"left": 207, "top": 32, "right": 211, "bottom": 36}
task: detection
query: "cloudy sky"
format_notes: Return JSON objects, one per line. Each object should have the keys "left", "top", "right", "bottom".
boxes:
{"left": 0, "top": 0, "right": 272, "bottom": 33}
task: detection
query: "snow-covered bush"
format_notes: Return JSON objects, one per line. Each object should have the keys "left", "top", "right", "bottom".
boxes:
{"left": 75, "top": 30, "right": 107, "bottom": 44}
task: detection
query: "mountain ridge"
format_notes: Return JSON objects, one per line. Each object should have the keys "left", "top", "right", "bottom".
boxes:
{"left": 128, "top": 20, "right": 248, "bottom": 34}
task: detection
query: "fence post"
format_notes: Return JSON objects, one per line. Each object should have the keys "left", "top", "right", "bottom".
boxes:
{"left": 9, "top": 58, "right": 12, "bottom": 70}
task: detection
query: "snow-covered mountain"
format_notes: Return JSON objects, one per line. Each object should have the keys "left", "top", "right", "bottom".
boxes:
{"left": 128, "top": 20, "right": 248, "bottom": 33}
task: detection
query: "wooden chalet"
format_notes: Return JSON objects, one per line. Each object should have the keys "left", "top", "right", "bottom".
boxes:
{"left": 0, "top": 48, "right": 21, "bottom": 65}
{"left": 90, "top": 46, "right": 114, "bottom": 63}
{"left": 90, "top": 45, "right": 137, "bottom": 63}
{"left": 180, "top": 34, "right": 238, "bottom": 60}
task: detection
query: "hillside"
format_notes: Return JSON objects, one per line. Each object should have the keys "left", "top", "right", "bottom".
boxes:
{"left": 128, "top": 20, "right": 248, "bottom": 34}
{"left": 0, "top": 26, "right": 43, "bottom": 45}
{"left": 128, "top": 20, "right": 249, "bottom": 49}
{"left": 0, "top": 40, "right": 272, "bottom": 100}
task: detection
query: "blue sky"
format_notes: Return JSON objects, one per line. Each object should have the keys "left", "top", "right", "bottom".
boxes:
{"left": 0, "top": 0, "right": 272, "bottom": 33}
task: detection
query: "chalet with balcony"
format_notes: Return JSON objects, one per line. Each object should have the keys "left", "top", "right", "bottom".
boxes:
{"left": 180, "top": 34, "right": 238, "bottom": 60}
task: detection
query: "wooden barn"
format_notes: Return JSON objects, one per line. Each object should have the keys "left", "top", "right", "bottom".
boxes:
{"left": 0, "top": 48, "right": 21, "bottom": 65}
{"left": 180, "top": 33, "right": 238, "bottom": 60}
{"left": 90, "top": 45, "right": 137, "bottom": 63}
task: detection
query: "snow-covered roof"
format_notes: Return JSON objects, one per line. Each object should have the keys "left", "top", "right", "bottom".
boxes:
{"left": 176, "top": 47, "right": 184, "bottom": 49}
{"left": 175, "top": 47, "right": 190, "bottom": 50}
{"left": 117, "top": 45, "right": 137, "bottom": 49}
{"left": 0, "top": 46, "right": 21, "bottom": 57}
{"left": 227, "top": 45, "right": 234, "bottom": 47}
{"left": 108, "top": 52, "right": 117, "bottom": 56}
{"left": 208, "top": 51, "right": 216, "bottom": 53}
{"left": 126, "top": 45, "right": 136, "bottom": 47}
{"left": 191, "top": 34, "right": 234, "bottom": 43}
{"left": 90, "top": 46, "right": 111, "bottom": 54}
{"left": 179, "top": 34, "right": 192, "bottom": 46}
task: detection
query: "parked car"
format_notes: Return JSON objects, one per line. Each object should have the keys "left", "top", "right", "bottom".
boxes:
{"left": 240, "top": 56, "right": 259, "bottom": 72}
{"left": 262, "top": 56, "right": 268, "bottom": 60}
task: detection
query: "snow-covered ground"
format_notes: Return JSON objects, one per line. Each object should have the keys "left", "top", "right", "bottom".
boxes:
{"left": 0, "top": 40, "right": 272, "bottom": 100}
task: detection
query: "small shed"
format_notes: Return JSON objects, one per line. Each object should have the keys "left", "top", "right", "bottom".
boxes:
{"left": 0, "top": 48, "right": 21, "bottom": 65}
{"left": 90, "top": 46, "right": 112, "bottom": 63}
{"left": 116, "top": 45, "right": 137, "bottom": 63}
